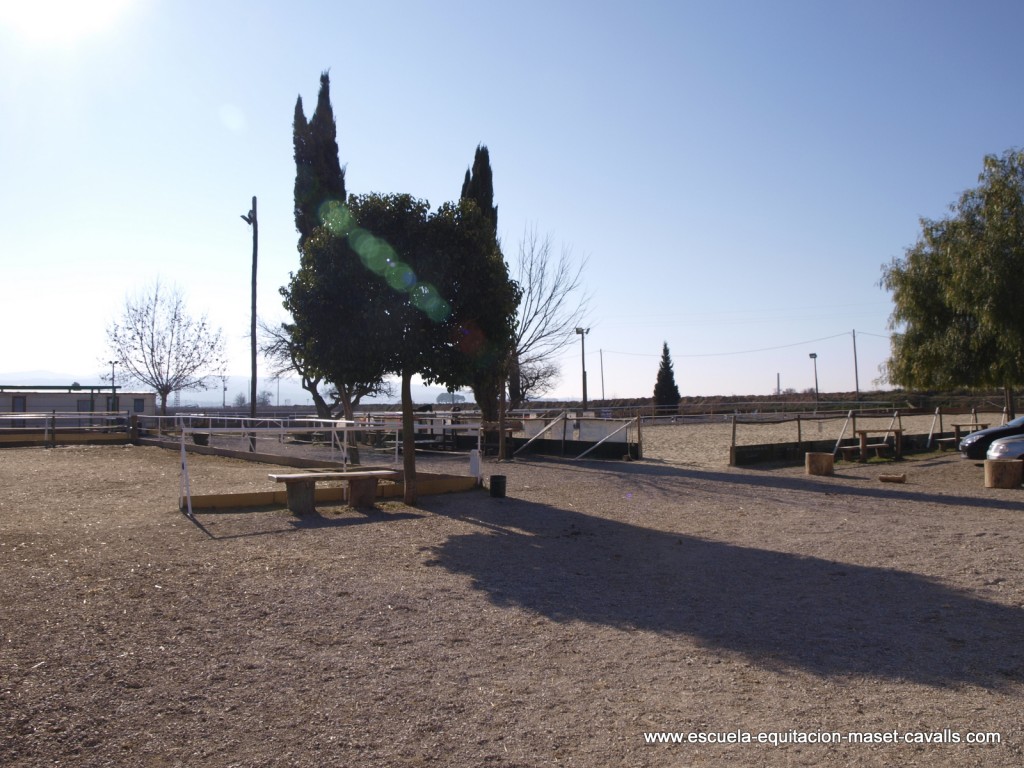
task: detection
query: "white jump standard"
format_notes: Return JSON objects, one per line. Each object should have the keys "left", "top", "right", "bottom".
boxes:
{"left": 268, "top": 470, "right": 400, "bottom": 513}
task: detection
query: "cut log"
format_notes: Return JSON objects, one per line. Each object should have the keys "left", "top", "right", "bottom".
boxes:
{"left": 805, "top": 452, "right": 834, "bottom": 476}
{"left": 984, "top": 460, "right": 1023, "bottom": 489}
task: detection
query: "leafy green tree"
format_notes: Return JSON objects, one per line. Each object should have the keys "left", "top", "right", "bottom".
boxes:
{"left": 279, "top": 220, "right": 395, "bottom": 422}
{"left": 881, "top": 149, "right": 1024, "bottom": 415}
{"left": 653, "top": 342, "right": 681, "bottom": 410}
{"left": 423, "top": 198, "right": 520, "bottom": 394}
{"left": 342, "top": 193, "right": 518, "bottom": 502}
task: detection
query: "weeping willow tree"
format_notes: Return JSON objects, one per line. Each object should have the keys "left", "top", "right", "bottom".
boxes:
{"left": 881, "top": 149, "right": 1024, "bottom": 416}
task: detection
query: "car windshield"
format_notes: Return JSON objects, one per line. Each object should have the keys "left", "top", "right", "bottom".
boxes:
{"left": 1006, "top": 416, "right": 1024, "bottom": 428}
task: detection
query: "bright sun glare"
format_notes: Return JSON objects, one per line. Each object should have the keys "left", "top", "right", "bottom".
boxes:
{"left": 0, "top": 0, "right": 135, "bottom": 46}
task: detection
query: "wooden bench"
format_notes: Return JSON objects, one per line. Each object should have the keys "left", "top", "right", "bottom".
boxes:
{"left": 935, "top": 437, "right": 959, "bottom": 451}
{"left": 268, "top": 470, "right": 399, "bottom": 514}
{"left": 837, "top": 442, "right": 891, "bottom": 461}
{"left": 865, "top": 442, "right": 890, "bottom": 458}
{"left": 837, "top": 445, "right": 862, "bottom": 461}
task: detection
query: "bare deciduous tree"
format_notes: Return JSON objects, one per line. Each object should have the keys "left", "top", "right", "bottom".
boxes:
{"left": 258, "top": 318, "right": 392, "bottom": 420}
{"left": 106, "top": 281, "right": 226, "bottom": 414}
{"left": 508, "top": 225, "right": 590, "bottom": 408}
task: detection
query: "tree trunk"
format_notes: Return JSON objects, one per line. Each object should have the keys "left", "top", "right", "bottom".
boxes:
{"left": 1004, "top": 385, "right": 1016, "bottom": 420}
{"left": 507, "top": 355, "right": 523, "bottom": 411}
{"left": 401, "top": 369, "right": 417, "bottom": 505}
{"left": 308, "top": 385, "right": 332, "bottom": 419}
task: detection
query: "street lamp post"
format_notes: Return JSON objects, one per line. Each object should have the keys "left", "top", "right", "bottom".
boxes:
{"left": 809, "top": 352, "right": 819, "bottom": 410}
{"left": 576, "top": 327, "right": 589, "bottom": 410}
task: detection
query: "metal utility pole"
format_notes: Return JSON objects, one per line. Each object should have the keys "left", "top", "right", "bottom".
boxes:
{"left": 576, "top": 327, "right": 589, "bottom": 410}
{"left": 809, "top": 352, "right": 819, "bottom": 410}
{"left": 241, "top": 196, "right": 258, "bottom": 451}
{"left": 852, "top": 329, "right": 860, "bottom": 399}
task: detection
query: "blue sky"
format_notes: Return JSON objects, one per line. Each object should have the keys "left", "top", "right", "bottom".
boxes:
{"left": 2, "top": 0, "right": 1022, "bottom": 403}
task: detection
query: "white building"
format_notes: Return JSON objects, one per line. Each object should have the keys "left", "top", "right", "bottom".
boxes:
{"left": 0, "top": 384, "right": 157, "bottom": 421}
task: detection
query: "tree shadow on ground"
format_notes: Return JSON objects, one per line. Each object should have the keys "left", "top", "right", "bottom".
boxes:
{"left": 288, "top": 505, "right": 423, "bottom": 530}
{"left": 184, "top": 505, "right": 422, "bottom": 540}
{"left": 423, "top": 490, "right": 1024, "bottom": 689}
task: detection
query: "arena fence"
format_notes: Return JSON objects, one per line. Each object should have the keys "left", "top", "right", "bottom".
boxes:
{"left": 140, "top": 410, "right": 644, "bottom": 462}
{"left": 727, "top": 407, "right": 1008, "bottom": 466}
{"left": 0, "top": 411, "right": 133, "bottom": 447}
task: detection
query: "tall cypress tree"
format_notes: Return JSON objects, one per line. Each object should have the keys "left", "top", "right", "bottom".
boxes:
{"left": 460, "top": 144, "right": 498, "bottom": 233}
{"left": 459, "top": 144, "right": 508, "bottom": 421}
{"left": 293, "top": 71, "right": 346, "bottom": 244}
{"left": 292, "top": 96, "right": 314, "bottom": 239}
{"left": 654, "top": 342, "right": 681, "bottom": 408}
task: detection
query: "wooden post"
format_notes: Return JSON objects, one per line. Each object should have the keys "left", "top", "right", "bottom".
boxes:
{"left": 635, "top": 413, "right": 643, "bottom": 460}
{"left": 498, "top": 371, "right": 507, "bottom": 461}
{"left": 242, "top": 196, "right": 258, "bottom": 452}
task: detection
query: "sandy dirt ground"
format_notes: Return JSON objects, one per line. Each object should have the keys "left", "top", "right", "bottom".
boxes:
{"left": 2, "top": 421, "right": 1023, "bottom": 767}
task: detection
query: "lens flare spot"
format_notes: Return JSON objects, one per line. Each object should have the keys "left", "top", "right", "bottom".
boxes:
{"left": 319, "top": 200, "right": 352, "bottom": 235}
{"left": 351, "top": 230, "right": 392, "bottom": 275}
{"left": 410, "top": 283, "right": 450, "bottom": 321}
{"left": 454, "top": 321, "right": 486, "bottom": 354}
{"left": 386, "top": 262, "right": 417, "bottom": 292}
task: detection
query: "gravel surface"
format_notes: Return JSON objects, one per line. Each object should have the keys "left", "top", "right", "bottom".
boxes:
{"left": 2, "top": 426, "right": 1022, "bottom": 767}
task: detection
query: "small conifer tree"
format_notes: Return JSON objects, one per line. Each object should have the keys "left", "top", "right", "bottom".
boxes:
{"left": 654, "top": 341, "right": 681, "bottom": 409}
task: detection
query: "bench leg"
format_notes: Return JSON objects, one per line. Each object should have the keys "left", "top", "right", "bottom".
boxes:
{"left": 348, "top": 477, "right": 379, "bottom": 508}
{"left": 284, "top": 480, "right": 316, "bottom": 515}
{"left": 838, "top": 447, "right": 861, "bottom": 462}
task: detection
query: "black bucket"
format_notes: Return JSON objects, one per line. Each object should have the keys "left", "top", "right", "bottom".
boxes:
{"left": 489, "top": 475, "right": 506, "bottom": 498}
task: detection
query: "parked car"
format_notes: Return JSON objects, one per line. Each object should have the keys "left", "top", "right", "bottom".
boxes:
{"left": 959, "top": 415, "right": 1024, "bottom": 459}
{"left": 986, "top": 434, "right": 1024, "bottom": 461}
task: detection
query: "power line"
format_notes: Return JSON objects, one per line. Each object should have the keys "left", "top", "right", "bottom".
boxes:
{"left": 602, "top": 331, "right": 868, "bottom": 359}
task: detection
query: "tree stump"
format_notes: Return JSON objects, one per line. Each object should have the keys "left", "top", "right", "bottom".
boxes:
{"left": 984, "top": 459, "right": 1023, "bottom": 489}
{"left": 805, "top": 452, "right": 834, "bottom": 476}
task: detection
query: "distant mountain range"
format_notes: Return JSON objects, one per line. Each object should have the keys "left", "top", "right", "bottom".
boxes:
{"left": 0, "top": 371, "right": 470, "bottom": 408}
